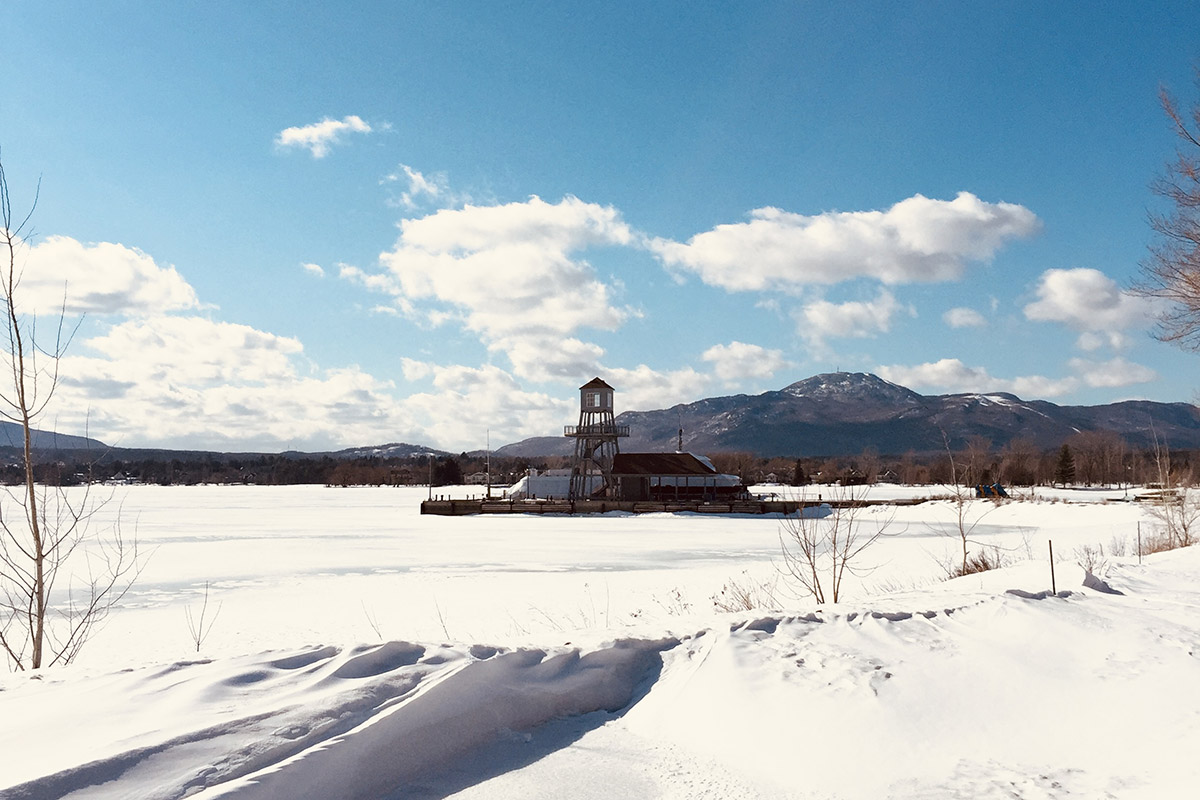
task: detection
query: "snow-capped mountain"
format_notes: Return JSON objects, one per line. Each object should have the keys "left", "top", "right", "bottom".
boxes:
{"left": 783, "top": 372, "right": 923, "bottom": 407}
{"left": 496, "top": 372, "right": 1200, "bottom": 458}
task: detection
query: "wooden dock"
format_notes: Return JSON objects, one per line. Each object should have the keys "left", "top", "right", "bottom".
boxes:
{"left": 420, "top": 497, "right": 927, "bottom": 516}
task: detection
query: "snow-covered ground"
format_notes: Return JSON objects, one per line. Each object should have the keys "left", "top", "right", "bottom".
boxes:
{"left": 2, "top": 484, "right": 1197, "bottom": 798}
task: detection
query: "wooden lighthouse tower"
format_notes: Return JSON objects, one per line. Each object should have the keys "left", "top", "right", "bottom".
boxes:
{"left": 564, "top": 377, "right": 629, "bottom": 500}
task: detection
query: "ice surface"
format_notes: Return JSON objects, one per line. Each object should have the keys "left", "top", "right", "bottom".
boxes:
{"left": 1, "top": 484, "right": 1197, "bottom": 798}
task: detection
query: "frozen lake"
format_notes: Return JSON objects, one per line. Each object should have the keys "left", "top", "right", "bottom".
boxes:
{"left": 80, "top": 483, "right": 1146, "bottom": 670}
{"left": 5, "top": 482, "right": 1196, "bottom": 799}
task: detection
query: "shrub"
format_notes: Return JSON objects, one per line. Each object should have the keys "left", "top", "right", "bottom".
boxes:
{"left": 712, "top": 571, "right": 781, "bottom": 613}
{"left": 1073, "top": 543, "right": 1107, "bottom": 576}
{"left": 941, "top": 545, "right": 1011, "bottom": 578}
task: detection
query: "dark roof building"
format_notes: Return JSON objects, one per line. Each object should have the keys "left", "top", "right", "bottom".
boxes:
{"left": 611, "top": 452, "right": 744, "bottom": 502}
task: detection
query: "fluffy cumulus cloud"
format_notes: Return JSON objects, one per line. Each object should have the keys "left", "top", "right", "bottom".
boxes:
{"left": 943, "top": 307, "right": 986, "bottom": 328}
{"left": 701, "top": 341, "right": 789, "bottom": 384}
{"left": 651, "top": 192, "right": 1040, "bottom": 293}
{"left": 347, "top": 195, "right": 637, "bottom": 380}
{"left": 601, "top": 364, "right": 711, "bottom": 413}
{"left": 1024, "top": 268, "right": 1159, "bottom": 348}
{"left": 1067, "top": 357, "right": 1158, "bottom": 388}
{"left": 398, "top": 361, "right": 574, "bottom": 448}
{"left": 82, "top": 317, "right": 303, "bottom": 385}
{"left": 799, "top": 290, "right": 910, "bottom": 344}
{"left": 397, "top": 355, "right": 712, "bottom": 448}
{"left": 275, "top": 115, "right": 373, "bottom": 158}
{"left": 877, "top": 358, "right": 1078, "bottom": 398}
{"left": 495, "top": 335, "right": 606, "bottom": 384}
{"left": 51, "top": 316, "right": 415, "bottom": 451}
{"left": 17, "top": 235, "right": 199, "bottom": 316}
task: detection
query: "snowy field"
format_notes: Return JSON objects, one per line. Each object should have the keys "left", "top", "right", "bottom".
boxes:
{"left": 2, "top": 483, "right": 1198, "bottom": 798}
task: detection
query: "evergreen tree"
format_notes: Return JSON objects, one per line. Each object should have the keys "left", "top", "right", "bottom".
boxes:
{"left": 1054, "top": 444, "right": 1076, "bottom": 487}
{"left": 433, "top": 457, "right": 464, "bottom": 486}
{"left": 792, "top": 459, "right": 808, "bottom": 486}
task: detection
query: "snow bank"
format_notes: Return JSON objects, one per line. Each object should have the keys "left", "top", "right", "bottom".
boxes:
{"left": 2, "top": 637, "right": 676, "bottom": 800}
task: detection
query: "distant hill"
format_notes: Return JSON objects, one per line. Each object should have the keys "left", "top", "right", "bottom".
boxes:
{"left": 496, "top": 372, "right": 1200, "bottom": 458}
{"left": 0, "top": 420, "right": 109, "bottom": 451}
{"left": 319, "top": 442, "right": 449, "bottom": 460}
{"left": 94, "top": 442, "right": 452, "bottom": 463}
{"left": 0, "top": 426, "right": 450, "bottom": 465}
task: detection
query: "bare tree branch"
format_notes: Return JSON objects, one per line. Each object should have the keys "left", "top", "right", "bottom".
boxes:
{"left": 778, "top": 486, "right": 898, "bottom": 604}
{"left": 0, "top": 148, "right": 143, "bottom": 671}
{"left": 1135, "top": 71, "right": 1200, "bottom": 349}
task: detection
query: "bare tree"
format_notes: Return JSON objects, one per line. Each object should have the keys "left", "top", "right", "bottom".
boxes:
{"left": 998, "top": 436, "right": 1038, "bottom": 486}
{"left": 1065, "top": 430, "right": 1129, "bottom": 487}
{"left": 778, "top": 487, "right": 895, "bottom": 604}
{"left": 1145, "top": 431, "right": 1199, "bottom": 549}
{"left": 186, "top": 581, "right": 222, "bottom": 652}
{"left": 933, "top": 430, "right": 1005, "bottom": 578}
{"left": 961, "top": 435, "right": 993, "bottom": 487}
{"left": 1136, "top": 72, "right": 1200, "bottom": 348}
{"left": 0, "top": 151, "right": 141, "bottom": 670}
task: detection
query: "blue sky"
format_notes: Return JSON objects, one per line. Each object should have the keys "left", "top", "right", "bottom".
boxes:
{"left": 2, "top": 1, "right": 1199, "bottom": 452}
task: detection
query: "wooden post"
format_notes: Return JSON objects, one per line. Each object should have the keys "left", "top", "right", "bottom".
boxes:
{"left": 1048, "top": 540, "right": 1056, "bottom": 594}
{"left": 1137, "top": 521, "right": 1142, "bottom": 565}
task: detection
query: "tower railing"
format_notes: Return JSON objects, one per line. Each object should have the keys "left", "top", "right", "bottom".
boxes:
{"left": 564, "top": 423, "right": 630, "bottom": 437}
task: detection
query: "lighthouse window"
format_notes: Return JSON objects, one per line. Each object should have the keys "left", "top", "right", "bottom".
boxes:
{"left": 587, "top": 391, "right": 601, "bottom": 408}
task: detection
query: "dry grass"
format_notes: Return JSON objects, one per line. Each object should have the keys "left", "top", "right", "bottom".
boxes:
{"left": 941, "top": 545, "right": 1012, "bottom": 578}
{"left": 711, "top": 571, "right": 782, "bottom": 613}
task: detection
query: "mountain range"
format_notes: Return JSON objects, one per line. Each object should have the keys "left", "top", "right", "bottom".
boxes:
{"left": 8, "top": 372, "right": 1199, "bottom": 463}
{"left": 495, "top": 372, "right": 1200, "bottom": 459}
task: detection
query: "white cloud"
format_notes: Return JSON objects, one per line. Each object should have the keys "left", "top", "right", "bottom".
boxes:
{"left": 1068, "top": 357, "right": 1158, "bottom": 388}
{"left": 81, "top": 316, "right": 303, "bottom": 385}
{"left": 275, "top": 115, "right": 373, "bottom": 158}
{"left": 397, "top": 355, "right": 712, "bottom": 449}
{"left": 16, "top": 235, "right": 199, "bottom": 316}
{"left": 496, "top": 335, "right": 606, "bottom": 384}
{"left": 701, "top": 341, "right": 789, "bottom": 384}
{"left": 382, "top": 164, "right": 463, "bottom": 210}
{"left": 799, "top": 290, "right": 909, "bottom": 344}
{"left": 877, "top": 358, "right": 1078, "bottom": 398}
{"left": 651, "top": 192, "right": 1040, "bottom": 293}
{"left": 877, "top": 358, "right": 990, "bottom": 391}
{"left": 943, "top": 307, "right": 986, "bottom": 328}
{"left": 50, "top": 316, "right": 417, "bottom": 451}
{"left": 348, "top": 195, "right": 637, "bottom": 377}
{"left": 1006, "top": 374, "right": 1080, "bottom": 398}
{"left": 1024, "top": 268, "right": 1158, "bottom": 349}
{"left": 302, "top": 262, "right": 325, "bottom": 277}
{"left": 601, "top": 364, "right": 712, "bottom": 413}
{"left": 398, "top": 361, "right": 574, "bottom": 449}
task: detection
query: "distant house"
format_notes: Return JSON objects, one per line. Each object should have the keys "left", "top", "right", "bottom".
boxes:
{"left": 464, "top": 472, "right": 490, "bottom": 485}
{"left": 610, "top": 452, "right": 746, "bottom": 502}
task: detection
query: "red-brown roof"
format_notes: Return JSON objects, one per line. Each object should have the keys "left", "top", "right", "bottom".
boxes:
{"left": 612, "top": 452, "right": 717, "bottom": 476}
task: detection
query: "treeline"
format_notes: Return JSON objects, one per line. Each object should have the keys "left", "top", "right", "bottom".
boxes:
{"left": 710, "top": 431, "right": 1196, "bottom": 488}
{"left": 0, "top": 451, "right": 569, "bottom": 488}
{"left": 6, "top": 430, "right": 1194, "bottom": 488}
